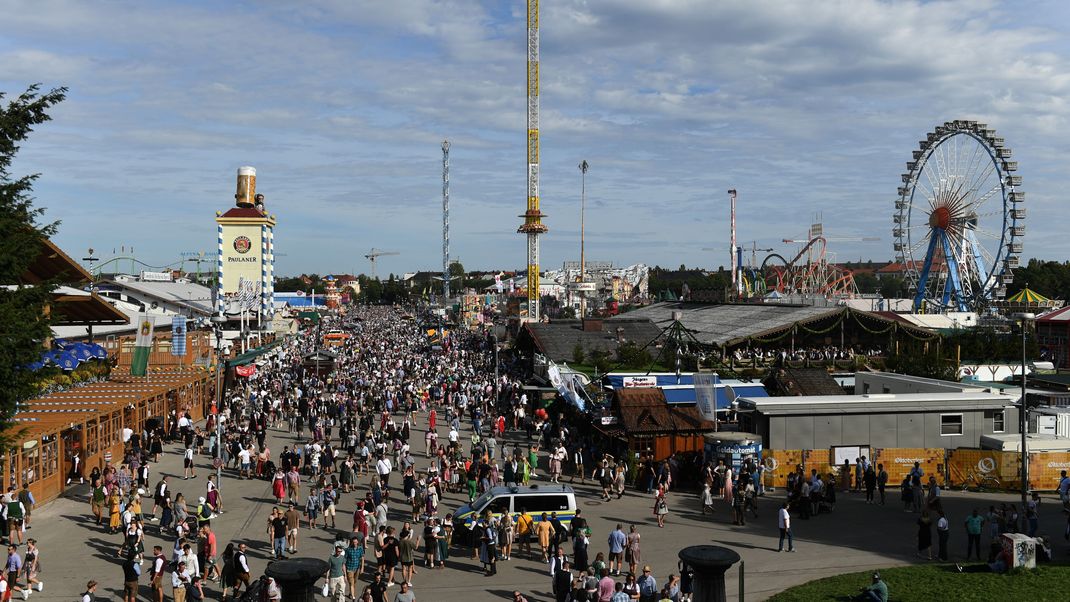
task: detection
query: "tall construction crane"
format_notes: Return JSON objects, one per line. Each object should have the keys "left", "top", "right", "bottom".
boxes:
{"left": 703, "top": 241, "right": 774, "bottom": 269}
{"left": 782, "top": 221, "right": 880, "bottom": 244}
{"left": 517, "top": 0, "right": 547, "bottom": 321}
{"left": 364, "top": 248, "right": 399, "bottom": 280}
{"left": 781, "top": 235, "right": 881, "bottom": 243}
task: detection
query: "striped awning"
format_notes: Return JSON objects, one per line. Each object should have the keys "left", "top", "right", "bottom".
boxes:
{"left": 1007, "top": 287, "right": 1051, "bottom": 303}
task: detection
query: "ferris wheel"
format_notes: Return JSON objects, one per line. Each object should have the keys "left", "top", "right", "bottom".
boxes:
{"left": 893, "top": 120, "right": 1024, "bottom": 312}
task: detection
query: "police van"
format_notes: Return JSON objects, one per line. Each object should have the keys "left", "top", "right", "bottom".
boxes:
{"left": 453, "top": 484, "right": 577, "bottom": 533}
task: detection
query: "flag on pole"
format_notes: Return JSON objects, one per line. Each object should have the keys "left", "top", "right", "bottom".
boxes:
{"left": 131, "top": 313, "right": 155, "bottom": 376}
{"left": 171, "top": 316, "right": 187, "bottom": 357}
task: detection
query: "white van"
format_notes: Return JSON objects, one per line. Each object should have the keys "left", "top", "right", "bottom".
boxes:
{"left": 452, "top": 484, "right": 577, "bottom": 532}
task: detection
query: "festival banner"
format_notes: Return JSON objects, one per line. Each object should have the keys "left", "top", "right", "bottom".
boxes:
{"left": 130, "top": 314, "right": 155, "bottom": 376}
{"left": 171, "top": 316, "right": 187, "bottom": 356}
{"left": 693, "top": 372, "right": 718, "bottom": 421}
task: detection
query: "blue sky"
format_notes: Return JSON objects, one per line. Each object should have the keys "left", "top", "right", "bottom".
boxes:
{"left": 3, "top": 0, "right": 1070, "bottom": 278}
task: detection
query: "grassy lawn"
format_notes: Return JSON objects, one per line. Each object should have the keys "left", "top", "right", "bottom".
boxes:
{"left": 768, "top": 563, "right": 1070, "bottom": 601}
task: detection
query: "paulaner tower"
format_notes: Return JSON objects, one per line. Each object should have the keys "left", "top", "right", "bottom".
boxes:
{"left": 215, "top": 166, "right": 276, "bottom": 319}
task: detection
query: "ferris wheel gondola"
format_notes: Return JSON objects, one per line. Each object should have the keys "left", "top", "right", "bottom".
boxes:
{"left": 893, "top": 120, "right": 1024, "bottom": 313}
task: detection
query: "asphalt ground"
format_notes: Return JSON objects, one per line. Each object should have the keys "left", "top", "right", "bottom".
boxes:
{"left": 29, "top": 411, "right": 1069, "bottom": 602}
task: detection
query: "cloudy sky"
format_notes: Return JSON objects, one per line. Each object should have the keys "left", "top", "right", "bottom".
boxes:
{"left": 3, "top": 0, "right": 1069, "bottom": 278}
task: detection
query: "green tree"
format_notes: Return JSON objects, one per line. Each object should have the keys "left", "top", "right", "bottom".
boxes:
{"left": 853, "top": 272, "right": 879, "bottom": 294}
{"left": 885, "top": 351, "right": 957, "bottom": 381}
{"left": 589, "top": 349, "right": 611, "bottom": 374}
{"left": 1008, "top": 259, "right": 1070, "bottom": 301}
{"left": 449, "top": 260, "right": 465, "bottom": 291}
{"left": 617, "top": 340, "right": 652, "bottom": 368}
{"left": 879, "top": 276, "right": 907, "bottom": 299}
{"left": 0, "top": 85, "right": 67, "bottom": 441}
{"left": 571, "top": 343, "right": 585, "bottom": 365}
{"left": 359, "top": 276, "right": 383, "bottom": 304}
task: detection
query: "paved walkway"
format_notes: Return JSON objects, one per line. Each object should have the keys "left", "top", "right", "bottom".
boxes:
{"left": 29, "top": 413, "right": 1067, "bottom": 601}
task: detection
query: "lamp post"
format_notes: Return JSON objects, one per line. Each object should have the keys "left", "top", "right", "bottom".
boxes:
{"left": 1012, "top": 311, "right": 1035, "bottom": 505}
{"left": 82, "top": 248, "right": 99, "bottom": 277}
{"left": 578, "top": 160, "right": 588, "bottom": 319}
{"left": 212, "top": 314, "right": 227, "bottom": 493}
{"left": 491, "top": 332, "right": 499, "bottom": 408}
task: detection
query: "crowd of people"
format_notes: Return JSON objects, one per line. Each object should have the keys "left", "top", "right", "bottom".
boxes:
{"left": 729, "top": 344, "right": 884, "bottom": 366}
{"left": 74, "top": 305, "right": 703, "bottom": 602}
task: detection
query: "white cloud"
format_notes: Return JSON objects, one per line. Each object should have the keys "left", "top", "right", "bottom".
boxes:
{"left": 1, "top": 0, "right": 1068, "bottom": 274}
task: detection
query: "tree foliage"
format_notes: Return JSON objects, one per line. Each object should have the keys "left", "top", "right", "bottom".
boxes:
{"left": 0, "top": 85, "right": 67, "bottom": 435}
{"left": 1006, "top": 258, "right": 1070, "bottom": 302}
{"left": 275, "top": 274, "right": 322, "bottom": 292}
{"left": 648, "top": 266, "right": 730, "bottom": 299}
{"left": 616, "top": 340, "right": 653, "bottom": 368}
{"left": 358, "top": 274, "right": 410, "bottom": 305}
{"left": 571, "top": 343, "right": 585, "bottom": 365}
{"left": 885, "top": 351, "right": 958, "bottom": 381}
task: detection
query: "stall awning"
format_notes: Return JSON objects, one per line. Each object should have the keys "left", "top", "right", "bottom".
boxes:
{"left": 226, "top": 340, "right": 282, "bottom": 367}
{"left": 52, "top": 288, "right": 130, "bottom": 325}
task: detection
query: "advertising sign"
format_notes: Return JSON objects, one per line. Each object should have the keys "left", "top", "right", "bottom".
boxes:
{"left": 622, "top": 376, "right": 657, "bottom": 388}
{"left": 139, "top": 271, "right": 173, "bottom": 282}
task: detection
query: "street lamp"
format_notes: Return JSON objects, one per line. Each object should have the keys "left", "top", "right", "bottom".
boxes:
{"left": 211, "top": 314, "right": 228, "bottom": 494}
{"left": 82, "top": 248, "right": 99, "bottom": 276}
{"left": 578, "top": 160, "right": 588, "bottom": 319}
{"left": 490, "top": 332, "right": 499, "bottom": 407}
{"left": 1012, "top": 311, "right": 1035, "bottom": 505}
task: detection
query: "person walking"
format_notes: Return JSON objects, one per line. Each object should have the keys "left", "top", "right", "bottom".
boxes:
{"left": 149, "top": 545, "right": 166, "bottom": 602}
{"left": 183, "top": 446, "right": 196, "bottom": 480}
{"left": 626, "top": 525, "right": 642, "bottom": 576}
{"left": 1058, "top": 470, "right": 1070, "bottom": 509}
{"left": 270, "top": 509, "right": 288, "bottom": 560}
{"left": 572, "top": 527, "right": 589, "bottom": 574}
{"left": 233, "top": 542, "right": 251, "bottom": 597}
{"left": 170, "top": 562, "right": 190, "bottom": 602}
{"left": 345, "top": 535, "right": 365, "bottom": 597}
{"left": 909, "top": 462, "right": 924, "bottom": 513}
{"left": 964, "top": 508, "right": 984, "bottom": 561}
{"left": 400, "top": 530, "right": 419, "bottom": 584}
{"left": 937, "top": 510, "right": 950, "bottom": 561}
{"left": 700, "top": 483, "right": 714, "bottom": 515}
{"left": 326, "top": 545, "right": 346, "bottom": 602}
{"left": 121, "top": 552, "right": 139, "bottom": 602}
{"left": 536, "top": 513, "right": 553, "bottom": 562}
{"left": 80, "top": 580, "right": 97, "bottom": 602}
{"left": 516, "top": 509, "right": 534, "bottom": 560}
{"left": 305, "top": 487, "right": 323, "bottom": 529}
{"left": 551, "top": 560, "right": 571, "bottom": 602}
{"left": 636, "top": 566, "right": 658, "bottom": 602}
{"left": 607, "top": 524, "right": 626, "bottom": 576}
{"left": 284, "top": 504, "right": 301, "bottom": 554}
{"left": 1026, "top": 492, "right": 1040, "bottom": 537}
{"left": 777, "top": 502, "right": 794, "bottom": 552}
{"left": 20, "top": 540, "right": 41, "bottom": 595}
{"left": 200, "top": 525, "right": 219, "bottom": 582}
{"left": 863, "top": 465, "right": 877, "bottom": 504}
{"left": 916, "top": 509, "right": 933, "bottom": 560}
{"left": 876, "top": 463, "right": 888, "bottom": 506}
{"left": 653, "top": 487, "right": 669, "bottom": 528}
